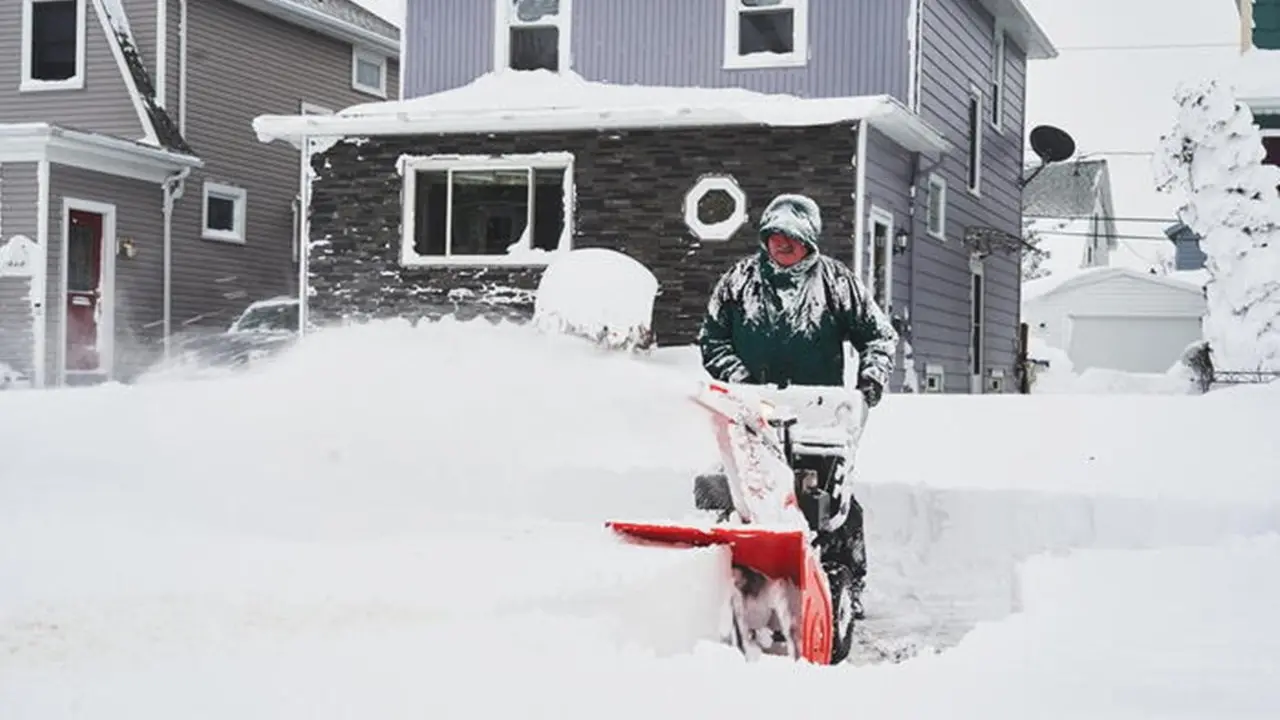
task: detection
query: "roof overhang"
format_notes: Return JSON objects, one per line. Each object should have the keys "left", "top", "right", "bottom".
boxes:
{"left": 253, "top": 94, "right": 952, "bottom": 156}
{"left": 229, "top": 0, "right": 399, "bottom": 56}
{"left": 978, "top": 0, "right": 1058, "bottom": 60}
{"left": 0, "top": 123, "right": 203, "bottom": 184}
{"left": 1233, "top": 49, "right": 1280, "bottom": 112}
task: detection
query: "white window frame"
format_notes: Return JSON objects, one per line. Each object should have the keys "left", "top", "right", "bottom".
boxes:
{"left": 723, "top": 0, "right": 809, "bottom": 70}
{"left": 683, "top": 174, "right": 748, "bottom": 241}
{"left": 20, "top": 0, "right": 87, "bottom": 93}
{"left": 398, "top": 151, "right": 576, "bottom": 268}
{"left": 493, "top": 0, "right": 573, "bottom": 73}
{"left": 351, "top": 46, "right": 388, "bottom": 98}
{"left": 866, "top": 206, "right": 894, "bottom": 313}
{"left": 201, "top": 181, "right": 248, "bottom": 244}
{"left": 991, "top": 24, "right": 1006, "bottom": 132}
{"left": 969, "top": 253, "right": 986, "bottom": 394}
{"left": 966, "top": 84, "right": 984, "bottom": 196}
{"left": 926, "top": 173, "right": 947, "bottom": 241}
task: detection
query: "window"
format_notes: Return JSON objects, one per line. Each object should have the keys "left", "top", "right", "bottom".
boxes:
{"left": 202, "top": 182, "right": 248, "bottom": 244}
{"left": 1263, "top": 134, "right": 1280, "bottom": 194}
{"left": 683, "top": 175, "right": 748, "bottom": 241}
{"left": 926, "top": 173, "right": 946, "bottom": 240}
{"left": 351, "top": 48, "right": 387, "bottom": 97}
{"left": 21, "top": 0, "right": 85, "bottom": 91}
{"left": 724, "top": 0, "right": 809, "bottom": 69}
{"left": 399, "top": 152, "right": 575, "bottom": 266}
{"left": 867, "top": 207, "right": 894, "bottom": 312}
{"left": 496, "top": 0, "right": 571, "bottom": 72}
{"left": 967, "top": 85, "right": 983, "bottom": 194}
{"left": 990, "top": 27, "right": 1006, "bottom": 131}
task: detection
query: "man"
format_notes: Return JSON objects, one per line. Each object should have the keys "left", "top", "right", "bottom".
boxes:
{"left": 697, "top": 192, "right": 899, "bottom": 640}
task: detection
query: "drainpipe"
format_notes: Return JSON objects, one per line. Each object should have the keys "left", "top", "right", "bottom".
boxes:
{"left": 852, "top": 119, "right": 869, "bottom": 280}
{"left": 162, "top": 166, "right": 191, "bottom": 360}
{"left": 178, "top": 0, "right": 189, "bottom": 136}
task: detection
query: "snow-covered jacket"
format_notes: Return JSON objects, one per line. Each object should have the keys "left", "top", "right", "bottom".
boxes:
{"left": 698, "top": 194, "right": 898, "bottom": 389}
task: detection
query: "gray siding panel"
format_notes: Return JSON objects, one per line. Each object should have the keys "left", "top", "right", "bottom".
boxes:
{"left": 406, "top": 0, "right": 908, "bottom": 100}
{"left": 913, "top": 0, "right": 1026, "bottom": 392}
{"left": 172, "top": 0, "right": 402, "bottom": 332}
{"left": 862, "top": 127, "right": 916, "bottom": 391}
{"left": 47, "top": 165, "right": 165, "bottom": 382}
{"left": 0, "top": 163, "right": 40, "bottom": 380}
{"left": 0, "top": 0, "right": 146, "bottom": 140}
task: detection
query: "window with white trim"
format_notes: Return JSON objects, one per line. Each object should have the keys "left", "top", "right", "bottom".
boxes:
{"left": 351, "top": 47, "right": 387, "bottom": 97}
{"left": 724, "top": 0, "right": 809, "bottom": 69}
{"left": 202, "top": 182, "right": 247, "bottom": 244}
{"left": 966, "top": 85, "right": 983, "bottom": 194}
{"left": 400, "top": 153, "right": 574, "bottom": 266}
{"left": 990, "top": 27, "right": 1006, "bottom": 130}
{"left": 20, "top": 0, "right": 85, "bottom": 91}
{"left": 926, "top": 173, "right": 946, "bottom": 240}
{"left": 496, "top": 0, "right": 570, "bottom": 72}
{"left": 867, "top": 208, "right": 894, "bottom": 312}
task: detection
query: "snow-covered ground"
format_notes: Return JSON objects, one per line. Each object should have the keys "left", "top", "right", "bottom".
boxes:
{"left": 3, "top": 319, "right": 1279, "bottom": 718}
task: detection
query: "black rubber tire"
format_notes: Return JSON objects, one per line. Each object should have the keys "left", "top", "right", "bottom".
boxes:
{"left": 824, "top": 562, "right": 857, "bottom": 664}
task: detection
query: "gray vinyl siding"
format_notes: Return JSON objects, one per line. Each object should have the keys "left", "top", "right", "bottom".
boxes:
{"left": 0, "top": 163, "right": 40, "bottom": 380}
{"left": 0, "top": 0, "right": 146, "bottom": 139}
{"left": 47, "top": 165, "right": 166, "bottom": 382}
{"left": 170, "top": 0, "right": 401, "bottom": 332}
{"left": 861, "top": 128, "right": 917, "bottom": 391}
{"left": 405, "top": 0, "right": 908, "bottom": 100}
{"left": 914, "top": 0, "right": 1027, "bottom": 392}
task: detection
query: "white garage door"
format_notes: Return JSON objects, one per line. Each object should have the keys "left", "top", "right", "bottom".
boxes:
{"left": 1067, "top": 315, "right": 1203, "bottom": 373}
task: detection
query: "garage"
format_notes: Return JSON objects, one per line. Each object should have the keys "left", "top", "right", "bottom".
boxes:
{"left": 1022, "top": 267, "right": 1207, "bottom": 374}
{"left": 1066, "top": 315, "right": 1204, "bottom": 373}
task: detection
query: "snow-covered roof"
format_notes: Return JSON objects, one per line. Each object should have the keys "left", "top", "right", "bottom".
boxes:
{"left": 252, "top": 70, "right": 951, "bottom": 154}
{"left": 1231, "top": 48, "right": 1280, "bottom": 111}
{"left": 95, "top": 0, "right": 192, "bottom": 154}
{"left": 231, "top": 0, "right": 399, "bottom": 55}
{"left": 1023, "top": 158, "right": 1112, "bottom": 218}
{"left": 1023, "top": 266, "right": 1204, "bottom": 304}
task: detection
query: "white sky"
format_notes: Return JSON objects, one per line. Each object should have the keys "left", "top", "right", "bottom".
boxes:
{"left": 351, "top": 0, "right": 1245, "bottom": 269}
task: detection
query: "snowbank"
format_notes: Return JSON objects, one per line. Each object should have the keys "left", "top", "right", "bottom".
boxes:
{"left": 532, "top": 248, "right": 658, "bottom": 351}
{"left": 3, "top": 320, "right": 1280, "bottom": 718}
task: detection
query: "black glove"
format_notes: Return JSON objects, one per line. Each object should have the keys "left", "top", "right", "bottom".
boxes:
{"left": 857, "top": 377, "right": 883, "bottom": 408}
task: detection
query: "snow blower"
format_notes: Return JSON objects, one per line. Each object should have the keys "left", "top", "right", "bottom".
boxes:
{"left": 608, "top": 379, "right": 869, "bottom": 665}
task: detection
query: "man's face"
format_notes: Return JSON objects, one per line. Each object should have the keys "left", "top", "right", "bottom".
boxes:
{"left": 766, "top": 232, "right": 809, "bottom": 267}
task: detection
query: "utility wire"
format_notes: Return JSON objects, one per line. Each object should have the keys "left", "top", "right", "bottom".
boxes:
{"left": 1025, "top": 214, "right": 1178, "bottom": 223}
{"left": 1028, "top": 229, "right": 1175, "bottom": 242}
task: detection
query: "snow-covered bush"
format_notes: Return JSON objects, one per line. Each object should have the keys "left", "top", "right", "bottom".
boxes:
{"left": 532, "top": 248, "right": 659, "bottom": 352}
{"left": 1153, "top": 77, "right": 1280, "bottom": 372}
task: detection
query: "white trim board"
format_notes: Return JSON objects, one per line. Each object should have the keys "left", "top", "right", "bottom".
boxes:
{"left": 58, "top": 196, "right": 117, "bottom": 385}
{"left": 90, "top": 0, "right": 162, "bottom": 146}
{"left": 0, "top": 123, "right": 202, "bottom": 183}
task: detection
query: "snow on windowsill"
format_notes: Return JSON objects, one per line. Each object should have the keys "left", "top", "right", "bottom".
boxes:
{"left": 1231, "top": 48, "right": 1280, "bottom": 108}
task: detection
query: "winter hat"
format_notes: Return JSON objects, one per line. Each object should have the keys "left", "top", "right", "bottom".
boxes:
{"left": 758, "top": 193, "right": 823, "bottom": 253}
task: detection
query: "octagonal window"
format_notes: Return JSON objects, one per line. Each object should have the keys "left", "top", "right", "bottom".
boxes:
{"left": 683, "top": 175, "right": 747, "bottom": 241}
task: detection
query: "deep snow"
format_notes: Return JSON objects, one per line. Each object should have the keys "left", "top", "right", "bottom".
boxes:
{"left": 3, "top": 319, "right": 1279, "bottom": 718}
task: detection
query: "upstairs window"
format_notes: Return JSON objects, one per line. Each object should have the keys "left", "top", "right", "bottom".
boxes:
{"left": 497, "top": 0, "right": 571, "bottom": 72}
{"left": 351, "top": 48, "right": 388, "bottom": 98}
{"left": 21, "top": 0, "right": 85, "bottom": 91}
{"left": 926, "top": 174, "right": 947, "bottom": 240}
{"left": 724, "top": 0, "right": 809, "bottom": 70}
{"left": 967, "top": 85, "right": 983, "bottom": 195}
{"left": 991, "top": 27, "right": 1006, "bottom": 130}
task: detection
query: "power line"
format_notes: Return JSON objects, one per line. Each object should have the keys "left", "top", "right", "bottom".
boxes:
{"left": 1026, "top": 214, "right": 1178, "bottom": 224}
{"left": 1029, "top": 229, "right": 1173, "bottom": 242}
{"left": 1055, "top": 42, "right": 1238, "bottom": 52}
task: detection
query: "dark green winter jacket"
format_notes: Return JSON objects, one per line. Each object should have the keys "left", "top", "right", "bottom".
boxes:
{"left": 698, "top": 194, "right": 899, "bottom": 389}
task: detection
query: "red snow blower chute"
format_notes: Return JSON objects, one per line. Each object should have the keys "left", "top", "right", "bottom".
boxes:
{"left": 608, "top": 380, "right": 869, "bottom": 665}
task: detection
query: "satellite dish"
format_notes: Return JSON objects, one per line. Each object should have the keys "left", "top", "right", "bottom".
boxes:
{"left": 1021, "top": 125, "right": 1077, "bottom": 188}
{"left": 1029, "top": 125, "right": 1076, "bottom": 164}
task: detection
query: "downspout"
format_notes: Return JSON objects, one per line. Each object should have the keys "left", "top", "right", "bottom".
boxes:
{"left": 162, "top": 167, "right": 190, "bottom": 360}
{"left": 852, "top": 119, "right": 869, "bottom": 280}
{"left": 178, "top": 0, "right": 188, "bottom": 136}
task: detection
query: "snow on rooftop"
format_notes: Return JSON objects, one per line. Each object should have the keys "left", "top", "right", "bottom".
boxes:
{"left": 252, "top": 70, "right": 948, "bottom": 153}
{"left": 1230, "top": 48, "right": 1280, "bottom": 108}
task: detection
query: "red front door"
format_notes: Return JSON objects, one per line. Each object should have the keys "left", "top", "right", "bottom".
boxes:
{"left": 65, "top": 210, "right": 103, "bottom": 373}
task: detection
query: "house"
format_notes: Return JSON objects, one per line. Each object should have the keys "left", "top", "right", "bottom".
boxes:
{"left": 1021, "top": 157, "right": 1118, "bottom": 276}
{"left": 1164, "top": 222, "right": 1208, "bottom": 272}
{"left": 0, "top": 0, "right": 400, "bottom": 388}
{"left": 1230, "top": 0, "right": 1280, "bottom": 165}
{"left": 253, "top": 0, "right": 1058, "bottom": 394}
{"left": 1022, "top": 266, "right": 1206, "bottom": 375}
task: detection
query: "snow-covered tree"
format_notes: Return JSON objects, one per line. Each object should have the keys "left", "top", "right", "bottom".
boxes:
{"left": 1153, "top": 77, "right": 1280, "bottom": 372}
